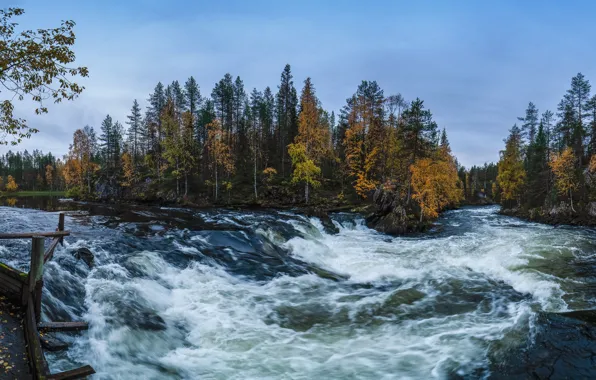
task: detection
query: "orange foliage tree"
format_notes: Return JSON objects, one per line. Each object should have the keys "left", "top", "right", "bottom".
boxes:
{"left": 410, "top": 151, "right": 463, "bottom": 222}
{"left": 290, "top": 77, "right": 328, "bottom": 203}
{"left": 63, "top": 129, "right": 98, "bottom": 195}
{"left": 549, "top": 147, "right": 579, "bottom": 211}
{"left": 206, "top": 119, "right": 235, "bottom": 201}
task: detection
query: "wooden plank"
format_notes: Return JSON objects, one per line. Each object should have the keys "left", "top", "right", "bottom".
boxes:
{"left": 38, "top": 321, "right": 89, "bottom": 332}
{"left": 40, "top": 335, "right": 69, "bottom": 352}
{"left": 0, "top": 261, "right": 28, "bottom": 283}
{"left": 58, "top": 212, "right": 65, "bottom": 245}
{"left": 47, "top": 365, "right": 96, "bottom": 380}
{"left": 25, "top": 295, "right": 50, "bottom": 378}
{"left": 0, "top": 270, "right": 26, "bottom": 289}
{"left": 0, "top": 230, "right": 71, "bottom": 239}
{"left": 34, "top": 280, "right": 43, "bottom": 322}
{"left": 29, "top": 237, "right": 45, "bottom": 293}
{"left": 44, "top": 237, "right": 62, "bottom": 263}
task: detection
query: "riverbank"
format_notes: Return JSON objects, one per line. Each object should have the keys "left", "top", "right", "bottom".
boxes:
{"left": 500, "top": 202, "right": 596, "bottom": 227}
{"left": 0, "top": 191, "right": 65, "bottom": 197}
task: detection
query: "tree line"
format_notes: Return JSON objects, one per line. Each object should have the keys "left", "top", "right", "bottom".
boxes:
{"left": 5, "top": 64, "right": 464, "bottom": 220}
{"left": 495, "top": 72, "right": 596, "bottom": 211}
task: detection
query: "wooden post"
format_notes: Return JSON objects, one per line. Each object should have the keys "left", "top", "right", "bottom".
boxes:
{"left": 58, "top": 212, "right": 65, "bottom": 245}
{"left": 30, "top": 236, "right": 45, "bottom": 322}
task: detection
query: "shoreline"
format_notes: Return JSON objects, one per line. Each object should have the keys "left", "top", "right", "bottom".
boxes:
{"left": 499, "top": 204, "right": 596, "bottom": 227}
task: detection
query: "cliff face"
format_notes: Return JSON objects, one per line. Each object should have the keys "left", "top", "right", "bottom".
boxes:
{"left": 500, "top": 201, "right": 596, "bottom": 226}
{"left": 365, "top": 188, "right": 429, "bottom": 235}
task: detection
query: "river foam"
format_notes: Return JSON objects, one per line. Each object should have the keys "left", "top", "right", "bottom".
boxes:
{"left": 2, "top": 204, "right": 594, "bottom": 379}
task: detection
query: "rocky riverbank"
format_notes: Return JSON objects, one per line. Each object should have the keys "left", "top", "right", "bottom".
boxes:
{"left": 500, "top": 201, "right": 596, "bottom": 226}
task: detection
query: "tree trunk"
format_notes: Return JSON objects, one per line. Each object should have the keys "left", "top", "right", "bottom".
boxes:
{"left": 184, "top": 172, "right": 188, "bottom": 197}
{"left": 305, "top": 182, "right": 309, "bottom": 204}
{"left": 253, "top": 149, "right": 258, "bottom": 201}
{"left": 215, "top": 167, "right": 219, "bottom": 201}
{"left": 570, "top": 190, "right": 576, "bottom": 212}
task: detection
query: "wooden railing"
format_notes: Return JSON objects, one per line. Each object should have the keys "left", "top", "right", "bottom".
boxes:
{"left": 0, "top": 213, "right": 95, "bottom": 380}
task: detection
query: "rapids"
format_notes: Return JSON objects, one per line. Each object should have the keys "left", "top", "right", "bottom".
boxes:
{"left": 1, "top": 199, "right": 596, "bottom": 379}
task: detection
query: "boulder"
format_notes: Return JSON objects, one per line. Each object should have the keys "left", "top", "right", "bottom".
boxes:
{"left": 74, "top": 247, "right": 95, "bottom": 268}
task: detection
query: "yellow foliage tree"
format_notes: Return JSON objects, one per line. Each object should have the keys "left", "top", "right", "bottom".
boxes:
{"left": 5, "top": 175, "right": 18, "bottom": 192}
{"left": 45, "top": 164, "right": 54, "bottom": 192}
{"left": 121, "top": 152, "right": 135, "bottom": 187}
{"left": 206, "top": 119, "right": 235, "bottom": 201}
{"left": 496, "top": 127, "right": 526, "bottom": 206}
{"left": 550, "top": 146, "right": 579, "bottom": 211}
{"left": 288, "top": 142, "right": 321, "bottom": 203}
{"left": 410, "top": 154, "right": 463, "bottom": 222}
{"left": 344, "top": 121, "right": 379, "bottom": 198}
{"left": 291, "top": 77, "right": 328, "bottom": 203}
{"left": 63, "top": 129, "right": 98, "bottom": 196}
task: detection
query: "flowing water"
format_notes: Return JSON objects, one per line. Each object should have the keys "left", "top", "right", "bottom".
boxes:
{"left": 1, "top": 198, "right": 596, "bottom": 379}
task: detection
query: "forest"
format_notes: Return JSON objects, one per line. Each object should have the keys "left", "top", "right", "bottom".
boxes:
{"left": 0, "top": 64, "right": 465, "bottom": 220}
{"left": 495, "top": 72, "right": 596, "bottom": 216}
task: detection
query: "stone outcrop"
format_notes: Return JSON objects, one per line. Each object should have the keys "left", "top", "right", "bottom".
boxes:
{"left": 501, "top": 201, "right": 596, "bottom": 226}
{"left": 365, "top": 188, "right": 428, "bottom": 235}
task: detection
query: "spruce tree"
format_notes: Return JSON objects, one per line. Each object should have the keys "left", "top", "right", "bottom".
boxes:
{"left": 518, "top": 102, "right": 539, "bottom": 143}
{"left": 276, "top": 64, "right": 298, "bottom": 177}
{"left": 126, "top": 99, "right": 143, "bottom": 163}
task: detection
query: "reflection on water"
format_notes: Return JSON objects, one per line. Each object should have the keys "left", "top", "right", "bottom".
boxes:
{"left": 0, "top": 196, "right": 76, "bottom": 211}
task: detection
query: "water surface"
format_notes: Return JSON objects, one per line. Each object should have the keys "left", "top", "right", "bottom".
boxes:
{"left": 1, "top": 200, "right": 596, "bottom": 379}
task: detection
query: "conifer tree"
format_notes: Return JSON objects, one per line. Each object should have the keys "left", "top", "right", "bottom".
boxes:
{"left": 518, "top": 102, "right": 539, "bottom": 143}
{"left": 126, "top": 99, "right": 143, "bottom": 163}
{"left": 276, "top": 64, "right": 298, "bottom": 177}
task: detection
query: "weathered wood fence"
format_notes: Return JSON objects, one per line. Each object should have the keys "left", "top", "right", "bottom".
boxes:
{"left": 0, "top": 213, "right": 95, "bottom": 379}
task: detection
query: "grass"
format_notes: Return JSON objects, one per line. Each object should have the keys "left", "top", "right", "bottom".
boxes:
{"left": 0, "top": 191, "right": 65, "bottom": 197}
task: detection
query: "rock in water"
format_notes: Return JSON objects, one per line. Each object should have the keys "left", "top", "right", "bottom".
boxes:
{"left": 75, "top": 247, "right": 95, "bottom": 268}
{"left": 304, "top": 208, "right": 339, "bottom": 235}
{"left": 366, "top": 188, "right": 423, "bottom": 235}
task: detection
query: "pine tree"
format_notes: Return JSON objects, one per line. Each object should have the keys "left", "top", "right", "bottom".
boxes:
{"left": 249, "top": 88, "right": 263, "bottom": 200}
{"left": 518, "top": 102, "right": 539, "bottom": 143}
{"left": 525, "top": 123, "right": 549, "bottom": 206}
{"left": 99, "top": 115, "right": 114, "bottom": 168}
{"left": 401, "top": 98, "right": 438, "bottom": 200}
{"left": 276, "top": 64, "right": 298, "bottom": 177}
{"left": 586, "top": 95, "right": 596, "bottom": 156}
{"left": 126, "top": 99, "right": 143, "bottom": 163}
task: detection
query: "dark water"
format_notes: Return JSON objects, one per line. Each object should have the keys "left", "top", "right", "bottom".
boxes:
{"left": 1, "top": 198, "right": 596, "bottom": 379}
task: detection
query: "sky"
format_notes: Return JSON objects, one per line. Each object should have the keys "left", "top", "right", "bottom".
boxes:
{"left": 2, "top": 0, "right": 596, "bottom": 167}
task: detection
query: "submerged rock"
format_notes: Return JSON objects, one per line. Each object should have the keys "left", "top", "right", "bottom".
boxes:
{"left": 304, "top": 208, "right": 340, "bottom": 235}
{"left": 74, "top": 247, "right": 95, "bottom": 268}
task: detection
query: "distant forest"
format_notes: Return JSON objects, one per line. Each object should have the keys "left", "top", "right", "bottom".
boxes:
{"left": 495, "top": 72, "right": 596, "bottom": 211}
{"left": 2, "top": 64, "right": 472, "bottom": 218}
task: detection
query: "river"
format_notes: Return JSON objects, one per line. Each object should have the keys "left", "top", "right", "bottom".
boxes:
{"left": 1, "top": 197, "right": 596, "bottom": 379}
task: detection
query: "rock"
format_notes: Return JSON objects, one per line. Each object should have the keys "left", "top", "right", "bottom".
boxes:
{"left": 588, "top": 202, "right": 596, "bottom": 217}
{"left": 304, "top": 208, "right": 339, "bottom": 235}
{"left": 74, "top": 247, "right": 95, "bottom": 268}
{"left": 365, "top": 188, "right": 426, "bottom": 235}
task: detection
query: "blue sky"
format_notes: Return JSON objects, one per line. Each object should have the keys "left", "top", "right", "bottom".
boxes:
{"left": 3, "top": 0, "right": 596, "bottom": 167}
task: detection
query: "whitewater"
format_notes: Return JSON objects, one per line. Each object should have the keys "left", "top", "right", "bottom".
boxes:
{"left": 1, "top": 203, "right": 595, "bottom": 379}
